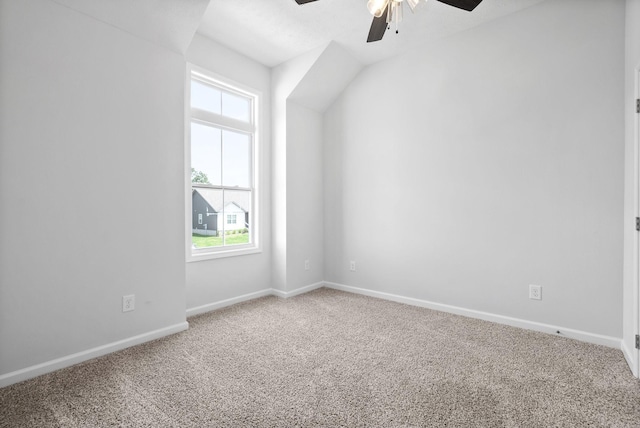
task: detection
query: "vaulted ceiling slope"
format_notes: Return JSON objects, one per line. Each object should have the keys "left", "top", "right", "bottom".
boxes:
{"left": 51, "top": 0, "right": 210, "bottom": 54}
{"left": 287, "top": 42, "right": 363, "bottom": 112}
{"left": 198, "top": 0, "right": 546, "bottom": 67}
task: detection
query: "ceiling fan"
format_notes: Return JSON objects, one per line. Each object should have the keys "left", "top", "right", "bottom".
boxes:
{"left": 293, "top": 0, "right": 484, "bottom": 43}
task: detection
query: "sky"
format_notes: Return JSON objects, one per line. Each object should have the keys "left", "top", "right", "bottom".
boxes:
{"left": 190, "top": 80, "right": 252, "bottom": 189}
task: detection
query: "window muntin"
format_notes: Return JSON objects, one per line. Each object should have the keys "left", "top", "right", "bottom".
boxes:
{"left": 187, "top": 67, "right": 258, "bottom": 260}
{"left": 190, "top": 78, "right": 252, "bottom": 124}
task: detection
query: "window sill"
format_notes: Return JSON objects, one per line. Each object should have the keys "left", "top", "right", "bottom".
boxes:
{"left": 187, "top": 246, "right": 262, "bottom": 262}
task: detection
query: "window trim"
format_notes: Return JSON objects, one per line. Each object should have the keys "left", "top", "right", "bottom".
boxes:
{"left": 185, "top": 64, "right": 262, "bottom": 262}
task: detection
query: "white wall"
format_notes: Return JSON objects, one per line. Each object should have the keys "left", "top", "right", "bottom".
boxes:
{"left": 185, "top": 34, "right": 273, "bottom": 310}
{"left": 0, "top": 0, "right": 187, "bottom": 380}
{"left": 272, "top": 43, "right": 359, "bottom": 293}
{"left": 324, "top": 0, "right": 624, "bottom": 338}
{"left": 623, "top": 0, "right": 640, "bottom": 376}
{"left": 271, "top": 46, "right": 326, "bottom": 292}
{"left": 286, "top": 101, "right": 324, "bottom": 290}
{"left": 0, "top": 0, "right": 631, "bottom": 386}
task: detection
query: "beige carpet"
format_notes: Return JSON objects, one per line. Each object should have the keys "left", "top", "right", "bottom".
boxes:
{"left": 1, "top": 288, "right": 639, "bottom": 427}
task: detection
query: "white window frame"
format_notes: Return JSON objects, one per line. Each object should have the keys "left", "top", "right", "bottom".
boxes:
{"left": 185, "top": 64, "right": 261, "bottom": 262}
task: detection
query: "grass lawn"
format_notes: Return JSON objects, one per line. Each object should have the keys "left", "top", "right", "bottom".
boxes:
{"left": 192, "top": 232, "right": 249, "bottom": 248}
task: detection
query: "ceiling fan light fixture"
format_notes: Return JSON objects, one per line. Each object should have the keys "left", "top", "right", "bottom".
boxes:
{"left": 361, "top": 0, "right": 483, "bottom": 43}
{"left": 406, "top": 0, "right": 427, "bottom": 13}
{"left": 387, "top": 1, "right": 403, "bottom": 24}
{"left": 367, "top": 0, "right": 390, "bottom": 18}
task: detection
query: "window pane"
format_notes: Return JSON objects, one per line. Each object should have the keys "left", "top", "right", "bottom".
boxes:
{"left": 191, "top": 122, "right": 221, "bottom": 186}
{"left": 222, "top": 91, "right": 251, "bottom": 123}
{"left": 223, "top": 189, "right": 251, "bottom": 246}
{"left": 188, "top": 71, "right": 258, "bottom": 257}
{"left": 191, "top": 187, "right": 223, "bottom": 248}
{"left": 222, "top": 130, "right": 251, "bottom": 188}
{"left": 191, "top": 80, "right": 221, "bottom": 114}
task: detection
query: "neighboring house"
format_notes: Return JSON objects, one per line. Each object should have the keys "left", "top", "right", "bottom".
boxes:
{"left": 192, "top": 185, "right": 250, "bottom": 236}
{"left": 220, "top": 201, "right": 247, "bottom": 233}
{"left": 192, "top": 188, "right": 218, "bottom": 235}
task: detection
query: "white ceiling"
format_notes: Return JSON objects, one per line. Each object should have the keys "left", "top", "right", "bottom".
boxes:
{"left": 198, "top": 0, "right": 546, "bottom": 67}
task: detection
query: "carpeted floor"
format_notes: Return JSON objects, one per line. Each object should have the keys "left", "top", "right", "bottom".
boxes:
{"left": 1, "top": 288, "right": 639, "bottom": 427}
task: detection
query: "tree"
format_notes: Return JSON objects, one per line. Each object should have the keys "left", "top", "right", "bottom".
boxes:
{"left": 191, "top": 168, "right": 210, "bottom": 184}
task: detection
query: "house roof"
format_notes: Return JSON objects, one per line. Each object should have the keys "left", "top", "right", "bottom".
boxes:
{"left": 192, "top": 185, "right": 250, "bottom": 213}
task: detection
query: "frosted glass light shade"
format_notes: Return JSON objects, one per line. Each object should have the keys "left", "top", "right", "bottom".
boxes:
{"left": 367, "top": 0, "right": 390, "bottom": 17}
{"left": 388, "top": 1, "right": 403, "bottom": 23}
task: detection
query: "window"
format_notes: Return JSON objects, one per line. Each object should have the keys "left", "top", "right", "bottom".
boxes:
{"left": 187, "top": 65, "right": 260, "bottom": 261}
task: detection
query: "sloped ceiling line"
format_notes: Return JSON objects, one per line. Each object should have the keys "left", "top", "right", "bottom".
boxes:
{"left": 50, "top": 0, "right": 211, "bottom": 54}
{"left": 197, "top": 0, "right": 547, "bottom": 67}
{"left": 287, "top": 41, "right": 363, "bottom": 113}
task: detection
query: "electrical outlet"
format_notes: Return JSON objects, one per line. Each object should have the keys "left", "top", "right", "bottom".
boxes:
{"left": 529, "top": 285, "right": 542, "bottom": 300}
{"left": 350, "top": 261, "right": 356, "bottom": 272}
{"left": 304, "top": 259, "right": 310, "bottom": 270}
{"left": 122, "top": 295, "right": 135, "bottom": 312}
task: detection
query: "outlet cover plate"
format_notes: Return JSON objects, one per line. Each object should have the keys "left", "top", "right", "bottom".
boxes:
{"left": 122, "top": 295, "right": 135, "bottom": 312}
{"left": 529, "top": 285, "right": 542, "bottom": 300}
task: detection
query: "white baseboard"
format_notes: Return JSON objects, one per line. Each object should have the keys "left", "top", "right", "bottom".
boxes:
{"left": 271, "top": 281, "right": 324, "bottom": 298}
{"left": 186, "top": 288, "right": 273, "bottom": 318}
{"left": 325, "top": 282, "right": 622, "bottom": 349}
{"left": 0, "top": 322, "right": 189, "bottom": 389}
{"left": 621, "top": 340, "right": 639, "bottom": 377}
{"left": 3, "top": 280, "right": 629, "bottom": 389}
{"left": 186, "top": 282, "right": 324, "bottom": 318}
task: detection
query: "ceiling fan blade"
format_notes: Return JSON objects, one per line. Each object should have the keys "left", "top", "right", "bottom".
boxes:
{"left": 435, "top": 0, "right": 483, "bottom": 12}
{"left": 294, "top": 0, "right": 319, "bottom": 4}
{"left": 367, "top": 7, "right": 389, "bottom": 43}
